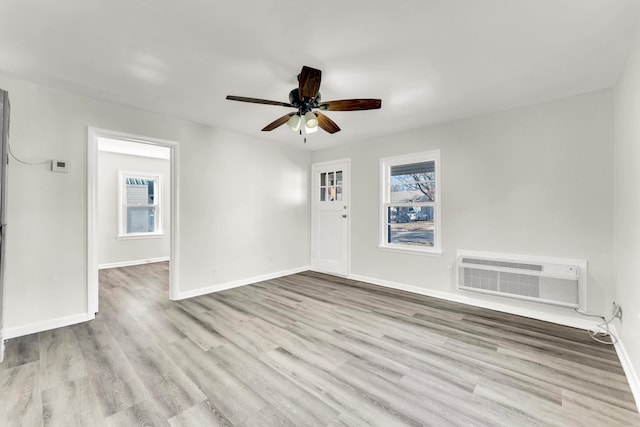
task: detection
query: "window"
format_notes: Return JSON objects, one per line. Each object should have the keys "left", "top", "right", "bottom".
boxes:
{"left": 118, "top": 171, "right": 162, "bottom": 238}
{"left": 380, "top": 150, "right": 441, "bottom": 254}
{"left": 319, "top": 170, "right": 343, "bottom": 201}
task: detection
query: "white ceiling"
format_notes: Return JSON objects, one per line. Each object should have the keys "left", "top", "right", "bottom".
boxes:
{"left": 1, "top": 1, "right": 638, "bottom": 150}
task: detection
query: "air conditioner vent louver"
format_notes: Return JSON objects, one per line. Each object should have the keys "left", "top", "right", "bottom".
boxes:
{"left": 456, "top": 251, "right": 586, "bottom": 311}
{"left": 461, "top": 257, "right": 543, "bottom": 272}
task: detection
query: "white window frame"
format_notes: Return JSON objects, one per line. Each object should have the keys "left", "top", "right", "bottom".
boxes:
{"left": 379, "top": 150, "right": 442, "bottom": 255}
{"left": 118, "top": 170, "right": 163, "bottom": 239}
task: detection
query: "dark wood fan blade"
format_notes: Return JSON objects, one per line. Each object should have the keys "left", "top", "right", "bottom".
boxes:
{"left": 319, "top": 99, "right": 382, "bottom": 111}
{"left": 226, "top": 95, "right": 294, "bottom": 108}
{"left": 262, "top": 113, "right": 296, "bottom": 131}
{"left": 298, "top": 66, "right": 322, "bottom": 101}
{"left": 315, "top": 112, "right": 341, "bottom": 134}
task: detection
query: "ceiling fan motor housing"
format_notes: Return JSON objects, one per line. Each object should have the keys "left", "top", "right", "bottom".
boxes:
{"left": 288, "top": 89, "right": 299, "bottom": 105}
{"left": 289, "top": 88, "right": 321, "bottom": 113}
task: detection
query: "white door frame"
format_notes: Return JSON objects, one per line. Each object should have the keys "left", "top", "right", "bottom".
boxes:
{"left": 87, "top": 127, "right": 180, "bottom": 314}
{"left": 311, "top": 158, "right": 351, "bottom": 277}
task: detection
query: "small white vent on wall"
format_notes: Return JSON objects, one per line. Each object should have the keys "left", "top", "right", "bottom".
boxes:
{"left": 456, "top": 250, "right": 587, "bottom": 311}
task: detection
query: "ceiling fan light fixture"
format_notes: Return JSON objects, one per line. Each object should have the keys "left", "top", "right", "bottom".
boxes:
{"left": 305, "top": 122, "right": 318, "bottom": 134}
{"left": 304, "top": 111, "right": 318, "bottom": 128}
{"left": 287, "top": 113, "right": 301, "bottom": 131}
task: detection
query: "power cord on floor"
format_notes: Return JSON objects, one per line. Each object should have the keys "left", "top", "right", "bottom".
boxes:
{"left": 574, "top": 307, "right": 619, "bottom": 345}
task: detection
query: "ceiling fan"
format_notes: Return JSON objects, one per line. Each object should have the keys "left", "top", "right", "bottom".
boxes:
{"left": 226, "top": 66, "right": 381, "bottom": 135}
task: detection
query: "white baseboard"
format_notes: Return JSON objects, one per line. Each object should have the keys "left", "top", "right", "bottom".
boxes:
{"left": 98, "top": 256, "right": 170, "bottom": 270}
{"left": 610, "top": 325, "right": 640, "bottom": 413}
{"left": 174, "top": 266, "right": 311, "bottom": 300}
{"left": 3, "top": 312, "right": 95, "bottom": 340}
{"left": 349, "top": 274, "right": 599, "bottom": 331}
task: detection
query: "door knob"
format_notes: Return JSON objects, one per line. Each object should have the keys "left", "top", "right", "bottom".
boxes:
{"left": 342, "top": 214, "right": 347, "bottom": 218}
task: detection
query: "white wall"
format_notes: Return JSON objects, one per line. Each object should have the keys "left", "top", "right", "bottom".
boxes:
{"left": 0, "top": 74, "right": 310, "bottom": 333}
{"left": 97, "top": 151, "right": 170, "bottom": 267}
{"left": 614, "top": 25, "right": 640, "bottom": 396}
{"left": 312, "top": 90, "right": 614, "bottom": 320}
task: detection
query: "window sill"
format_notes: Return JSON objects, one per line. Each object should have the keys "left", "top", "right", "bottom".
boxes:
{"left": 378, "top": 244, "right": 443, "bottom": 257}
{"left": 118, "top": 233, "right": 165, "bottom": 240}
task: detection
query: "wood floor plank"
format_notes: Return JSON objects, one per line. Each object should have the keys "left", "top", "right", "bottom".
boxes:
{"left": 167, "top": 337, "right": 269, "bottom": 425}
{"left": 1, "top": 263, "right": 638, "bottom": 426}
{"left": 41, "top": 377, "right": 104, "bottom": 427}
{"left": 38, "top": 327, "right": 88, "bottom": 391}
{"left": 73, "top": 319, "right": 149, "bottom": 418}
{"left": 127, "top": 305, "right": 187, "bottom": 346}
{"left": 104, "top": 398, "right": 170, "bottom": 427}
{"left": 209, "top": 342, "right": 340, "bottom": 426}
{"left": 1, "top": 333, "right": 39, "bottom": 369}
{"left": 260, "top": 346, "right": 417, "bottom": 427}
{"left": 561, "top": 388, "right": 640, "bottom": 427}
{"left": 0, "top": 361, "right": 43, "bottom": 426}
{"left": 168, "top": 400, "right": 233, "bottom": 427}
{"left": 200, "top": 311, "right": 279, "bottom": 358}
{"left": 102, "top": 309, "right": 207, "bottom": 418}
{"left": 161, "top": 306, "right": 226, "bottom": 351}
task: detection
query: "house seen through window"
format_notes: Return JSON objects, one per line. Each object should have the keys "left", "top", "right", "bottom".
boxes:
{"left": 119, "top": 171, "right": 162, "bottom": 237}
{"left": 380, "top": 150, "right": 440, "bottom": 253}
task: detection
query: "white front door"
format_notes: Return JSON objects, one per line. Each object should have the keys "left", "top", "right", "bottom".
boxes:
{"left": 311, "top": 159, "right": 350, "bottom": 276}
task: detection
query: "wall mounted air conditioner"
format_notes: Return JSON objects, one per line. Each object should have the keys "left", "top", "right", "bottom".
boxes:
{"left": 456, "top": 250, "right": 587, "bottom": 311}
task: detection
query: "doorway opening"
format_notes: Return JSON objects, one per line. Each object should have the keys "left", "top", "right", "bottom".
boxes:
{"left": 87, "top": 128, "right": 179, "bottom": 314}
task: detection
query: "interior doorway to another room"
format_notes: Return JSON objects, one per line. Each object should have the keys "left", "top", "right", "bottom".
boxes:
{"left": 87, "top": 128, "right": 179, "bottom": 314}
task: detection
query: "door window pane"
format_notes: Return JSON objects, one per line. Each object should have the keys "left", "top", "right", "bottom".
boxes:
{"left": 320, "top": 170, "right": 344, "bottom": 202}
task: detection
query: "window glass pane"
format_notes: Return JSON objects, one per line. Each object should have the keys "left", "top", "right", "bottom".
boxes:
{"left": 126, "top": 183, "right": 148, "bottom": 205}
{"left": 336, "top": 171, "right": 343, "bottom": 186}
{"left": 320, "top": 187, "right": 326, "bottom": 201}
{"left": 336, "top": 186, "right": 343, "bottom": 201}
{"left": 127, "top": 206, "right": 156, "bottom": 233}
{"left": 328, "top": 186, "right": 336, "bottom": 201}
{"left": 147, "top": 180, "right": 155, "bottom": 204}
{"left": 126, "top": 179, "right": 155, "bottom": 205}
{"left": 320, "top": 172, "right": 326, "bottom": 186}
{"left": 390, "top": 161, "right": 434, "bottom": 176}
{"left": 389, "top": 161, "right": 435, "bottom": 203}
{"left": 121, "top": 173, "right": 160, "bottom": 236}
{"left": 328, "top": 172, "right": 335, "bottom": 185}
{"left": 386, "top": 206, "right": 434, "bottom": 246}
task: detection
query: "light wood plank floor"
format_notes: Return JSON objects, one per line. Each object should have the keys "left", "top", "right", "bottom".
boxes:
{"left": 1, "top": 262, "right": 638, "bottom": 426}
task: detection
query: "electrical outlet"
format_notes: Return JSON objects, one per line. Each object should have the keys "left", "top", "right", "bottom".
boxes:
{"left": 612, "top": 302, "right": 622, "bottom": 320}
